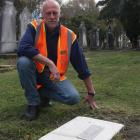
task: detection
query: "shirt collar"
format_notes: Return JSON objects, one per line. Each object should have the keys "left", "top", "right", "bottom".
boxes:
{"left": 45, "top": 23, "right": 60, "bottom": 36}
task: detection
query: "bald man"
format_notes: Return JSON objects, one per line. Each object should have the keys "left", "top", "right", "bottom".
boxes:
{"left": 17, "top": 0, "right": 97, "bottom": 121}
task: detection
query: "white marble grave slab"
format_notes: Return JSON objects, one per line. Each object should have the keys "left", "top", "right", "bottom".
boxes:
{"left": 39, "top": 116, "right": 124, "bottom": 140}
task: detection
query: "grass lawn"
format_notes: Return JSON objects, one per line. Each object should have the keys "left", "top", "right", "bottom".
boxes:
{"left": 0, "top": 50, "right": 140, "bottom": 140}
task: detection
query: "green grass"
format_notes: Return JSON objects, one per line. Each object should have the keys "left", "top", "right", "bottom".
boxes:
{"left": 84, "top": 50, "right": 140, "bottom": 113}
{"left": 0, "top": 50, "right": 140, "bottom": 140}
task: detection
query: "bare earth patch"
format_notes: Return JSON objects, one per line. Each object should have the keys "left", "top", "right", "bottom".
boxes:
{"left": 96, "top": 110, "right": 140, "bottom": 140}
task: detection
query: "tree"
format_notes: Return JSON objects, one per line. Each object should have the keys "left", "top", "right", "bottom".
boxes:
{"left": 63, "top": 1, "right": 99, "bottom": 34}
{"left": 97, "top": 0, "right": 140, "bottom": 48}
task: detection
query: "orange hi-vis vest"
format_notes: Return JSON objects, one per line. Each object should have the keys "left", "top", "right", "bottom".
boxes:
{"left": 31, "top": 19, "right": 77, "bottom": 81}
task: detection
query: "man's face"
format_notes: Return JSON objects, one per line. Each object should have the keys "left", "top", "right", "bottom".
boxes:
{"left": 42, "top": 2, "right": 60, "bottom": 31}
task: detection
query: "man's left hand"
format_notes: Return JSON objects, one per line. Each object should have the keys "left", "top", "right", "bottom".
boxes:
{"left": 85, "top": 95, "right": 99, "bottom": 109}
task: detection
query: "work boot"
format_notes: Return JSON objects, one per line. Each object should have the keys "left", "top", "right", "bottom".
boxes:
{"left": 40, "top": 97, "right": 53, "bottom": 107}
{"left": 23, "top": 105, "right": 40, "bottom": 121}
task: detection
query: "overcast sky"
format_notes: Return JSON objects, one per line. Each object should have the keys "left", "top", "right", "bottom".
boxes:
{"left": 62, "top": 0, "right": 100, "bottom": 4}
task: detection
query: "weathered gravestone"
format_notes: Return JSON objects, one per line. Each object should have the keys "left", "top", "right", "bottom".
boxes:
{"left": 89, "top": 27, "right": 100, "bottom": 50}
{"left": 96, "top": 28, "right": 100, "bottom": 48}
{"left": 0, "top": 0, "right": 17, "bottom": 53}
{"left": 78, "top": 21, "right": 87, "bottom": 50}
{"left": 20, "top": 7, "right": 31, "bottom": 37}
{"left": 118, "top": 33, "right": 130, "bottom": 49}
{"left": 107, "top": 26, "right": 114, "bottom": 49}
{"left": 0, "top": 8, "right": 2, "bottom": 46}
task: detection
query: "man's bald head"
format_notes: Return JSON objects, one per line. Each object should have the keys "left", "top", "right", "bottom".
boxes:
{"left": 42, "top": 0, "right": 61, "bottom": 16}
{"left": 41, "top": 0, "right": 61, "bottom": 31}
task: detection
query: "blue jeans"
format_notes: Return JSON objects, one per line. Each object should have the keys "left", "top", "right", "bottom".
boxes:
{"left": 17, "top": 56, "right": 80, "bottom": 106}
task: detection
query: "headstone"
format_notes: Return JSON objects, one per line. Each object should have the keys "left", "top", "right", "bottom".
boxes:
{"left": 101, "top": 39, "right": 107, "bottom": 49}
{"left": 118, "top": 33, "right": 130, "bottom": 49}
{"left": 107, "top": 26, "right": 114, "bottom": 49}
{"left": 0, "top": 0, "right": 17, "bottom": 53}
{"left": 89, "top": 27, "right": 100, "bottom": 50}
{"left": 96, "top": 28, "right": 100, "bottom": 48}
{"left": 122, "top": 34, "right": 127, "bottom": 49}
{"left": 0, "top": 8, "right": 2, "bottom": 46}
{"left": 118, "top": 34, "right": 123, "bottom": 49}
{"left": 78, "top": 21, "right": 87, "bottom": 50}
{"left": 20, "top": 7, "right": 31, "bottom": 37}
{"left": 88, "top": 29, "right": 93, "bottom": 50}
{"left": 39, "top": 116, "right": 124, "bottom": 140}
{"left": 89, "top": 29, "right": 96, "bottom": 50}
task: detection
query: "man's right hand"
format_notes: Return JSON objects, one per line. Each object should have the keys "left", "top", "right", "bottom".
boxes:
{"left": 48, "top": 61, "right": 60, "bottom": 82}
{"left": 33, "top": 54, "right": 60, "bottom": 82}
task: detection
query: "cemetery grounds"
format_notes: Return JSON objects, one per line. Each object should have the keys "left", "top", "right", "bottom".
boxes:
{"left": 0, "top": 50, "right": 139, "bottom": 140}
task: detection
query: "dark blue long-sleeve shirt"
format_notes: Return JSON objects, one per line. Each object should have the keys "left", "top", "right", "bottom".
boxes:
{"left": 18, "top": 23, "right": 91, "bottom": 80}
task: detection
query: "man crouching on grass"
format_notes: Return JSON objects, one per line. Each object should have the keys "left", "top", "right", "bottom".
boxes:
{"left": 17, "top": 0, "right": 98, "bottom": 121}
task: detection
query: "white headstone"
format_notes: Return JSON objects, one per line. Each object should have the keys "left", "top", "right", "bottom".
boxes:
{"left": 0, "top": 0, "right": 17, "bottom": 53}
{"left": 20, "top": 7, "right": 31, "bottom": 37}
{"left": 96, "top": 28, "right": 100, "bottom": 48}
{"left": 39, "top": 116, "right": 124, "bottom": 140}
{"left": 0, "top": 8, "right": 2, "bottom": 44}
{"left": 79, "top": 22, "right": 87, "bottom": 50}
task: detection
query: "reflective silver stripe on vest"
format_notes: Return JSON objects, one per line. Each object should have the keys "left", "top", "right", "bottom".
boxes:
{"left": 67, "top": 30, "right": 73, "bottom": 61}
{"left": 35, "top": 24, "right": 42, "bottom": 47}
{"left": 33, "top": 20, "right": 42, "bottom": 47}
